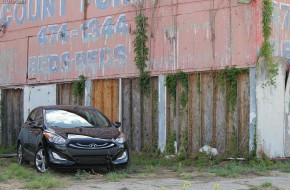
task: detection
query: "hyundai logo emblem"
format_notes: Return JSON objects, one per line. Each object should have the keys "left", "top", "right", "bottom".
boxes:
{"left": 89, "top": 144, "right": 98, "bottom": 148}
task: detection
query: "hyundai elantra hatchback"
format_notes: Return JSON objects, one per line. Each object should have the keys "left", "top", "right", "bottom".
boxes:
{"left": 17, "top": 105, "right": 129, "bottom": 173}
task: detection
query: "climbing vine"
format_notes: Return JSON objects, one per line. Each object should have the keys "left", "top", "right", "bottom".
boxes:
{"left": 179, "top": 129, "right": 188, "bottom": 159}
{"left": 73, "top": 75, "right": 86, "bottom": 98}
{"left": 165, "top": 130, "right": 176, "bottom": 155}
{"left": 259, "top": 0, "right": 278, "bottom": 86}
{"left": 83, "top": 0, "right": 88, "bottom": 20}
{"left": 216, "top": 67, "right": 248, "bottom": 112}
{"left": 133, "top": 12, "right": 150, "bottom": 93}
{"left": 165, "top": 71, "right": 189, "bottom": 109}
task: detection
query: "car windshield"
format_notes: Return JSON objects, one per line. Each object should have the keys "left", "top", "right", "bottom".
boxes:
{"left": 44, "top": 109, "right": 110, "bottom": 128}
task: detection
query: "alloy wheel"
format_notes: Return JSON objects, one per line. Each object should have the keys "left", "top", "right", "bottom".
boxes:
{"left": 35, "top": 148, "right": 48, "bottom": 173}
{"left": 17, "top": 144, "right": 23, "bottom": 165}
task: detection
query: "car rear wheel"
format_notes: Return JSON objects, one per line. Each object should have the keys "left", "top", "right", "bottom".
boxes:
{"left": 34, "top": 147, "right": 48, "bottom": 173}
{"left": 17, "top": 143, "right": 29, "bottom": 165}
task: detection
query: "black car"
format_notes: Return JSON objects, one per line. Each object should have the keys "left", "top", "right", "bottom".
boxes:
{"left": 17, "top": 105, "right": 129, "bottom": 173}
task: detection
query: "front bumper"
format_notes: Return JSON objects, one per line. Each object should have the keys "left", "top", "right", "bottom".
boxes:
{"left": 45, "top": 140, "right": 129, "bottom": 168}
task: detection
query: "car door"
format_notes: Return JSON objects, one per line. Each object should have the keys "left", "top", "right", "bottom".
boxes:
{"left": 22, "top": 108, "right": 38, "bottom": 159}
{"left": 26, "top": 108, "right": 44, "bottom": 157}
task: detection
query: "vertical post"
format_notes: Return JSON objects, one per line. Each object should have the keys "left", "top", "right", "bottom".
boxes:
{"left": 119, "top": 78, "right": 123, "bottom": 131}
{"left": 249, "top": 67, "right": 257, "bottom": 153}
{"left": 0, "top": 89, "right": 2, "bottom": 144}
{"left": 85, "top": 80, "right": 92, "bottom": 106}
{"left": 158, "top": 75, "right": 167, "bottom": 152}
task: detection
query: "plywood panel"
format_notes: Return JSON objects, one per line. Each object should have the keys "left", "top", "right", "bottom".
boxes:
{"left": 103, "top": 80, "right": 113, "bottom": 120}
{"left": 112, "top": 80, "right": 119, "bottom": 122}
{"left": 92, "top": 79, "right": 119, "bottom": 122}
{"left": 93, "top": 80, "right": 104, "bottom": 112}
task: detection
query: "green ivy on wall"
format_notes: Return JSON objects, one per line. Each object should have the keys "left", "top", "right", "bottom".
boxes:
{"left": 216, "top": 67, "right": 248, "bottom": 112}
{"left": 165, "top": 71, "right": 189, "bottom": 109}
{"left": 259, "top": 0, "right": 278, "bottom": 86}
{"left": 73, "top": 75, "right": 86, "bottom": 98}
{"left": 133, "top": 12, "right": 150, "bottom": 93}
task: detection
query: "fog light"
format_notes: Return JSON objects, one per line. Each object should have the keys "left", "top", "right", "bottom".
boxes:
{"left": 117, "top": 151, "right": 127, "bottom": 160}
{"left": 52, "top": 152, "right": 67, "bottom": 161}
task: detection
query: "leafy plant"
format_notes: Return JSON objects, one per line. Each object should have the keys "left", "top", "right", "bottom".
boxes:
{"left": 259, "top": 0, "right": 278, "bottom": 86}
{"left": 166, "top": 130, "right": 176, "bottom": 155}
{"left": 216, "top": 67, "right": 248, "bottom": 112}
{"left": 165, "top": 71, "right": 189, "bottom": 110}
{"left": 73, "top": 75, "right": 86, "bottom": 98}
{"left": 133, "top": 12, "right": 150, "bottom": 93}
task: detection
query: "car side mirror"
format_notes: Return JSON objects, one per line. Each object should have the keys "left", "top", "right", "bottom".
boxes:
{"left": 31, "top": 121, "right": 43, "bottom": 130}
{"left": 112, "top": 122, "right": 122, "bottom": 128}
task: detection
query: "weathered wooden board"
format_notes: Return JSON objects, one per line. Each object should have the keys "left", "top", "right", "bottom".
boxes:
{"left": 201, "top": 74, "right": 214, "bottom": 146}
{"left": 151, "top": 77, "right": 159, "bottom": 151}
{"left": 238, "top": 73, "right": 250, "bottom": 155}
{"left": 131, "top": 79, "right": 142, "bottom": 152}
{"left": 122, "top": 79, "right": 132, "bottom": 149}
{"left": 177, "top": 80, "right": 189, "bottom": 151}
{"left": 188, "top": 74, "right": 202, "bottom": 153}
{"left": 215, "top": 81, "right": 227, "bottom": 153}
{"left": 1, "top": 89, "right": 23, "bottom": 145}
{"left": 57, "top": 83, "right": 82, "bottom": 105}
{"left": 142, "top": 83, "right": 152, "bottom": 152}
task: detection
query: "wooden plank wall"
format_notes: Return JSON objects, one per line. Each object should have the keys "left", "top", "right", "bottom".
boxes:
{"left": 1, "top": 89, "right": 23, "bottom": 145}
{"left": 122, "top": 77, "right": 159, "bottom": 152}
{"left": 92, "top": 80, "right": 119, "bottom": 122}
{"left": 172, "top": 72, "right": 250, "bottom": 155}
{"left": 57, "top": 83, "right": 83, "bottom": 105}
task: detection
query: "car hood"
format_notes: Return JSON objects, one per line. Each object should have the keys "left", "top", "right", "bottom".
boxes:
{"left": 48, "top": 126, "right": 120, "bottom": 139}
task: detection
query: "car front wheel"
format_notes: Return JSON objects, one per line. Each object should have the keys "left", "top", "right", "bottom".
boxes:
{"left": 34, "top": 147, "right": 48, "bottom": 173}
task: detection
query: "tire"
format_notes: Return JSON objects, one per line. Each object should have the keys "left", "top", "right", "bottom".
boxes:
{"left": 34, "top": 147, "right": 48, "bottom": 173}
{"left": 17, "top": 143, "right": 29, "bottom": 165}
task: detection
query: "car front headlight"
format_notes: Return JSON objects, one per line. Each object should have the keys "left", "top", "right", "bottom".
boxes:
{"left": 115, "top": 133, "right": 126, "bottom": 144}
{"left": 44, "top": 132, "right": 66, "bottom": 144}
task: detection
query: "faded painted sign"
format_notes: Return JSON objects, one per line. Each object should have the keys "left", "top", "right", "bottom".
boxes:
{"left": 0, "top": 0, "right": 259, "bottom": 85}
{"left": 272, "top": 1, "right": 290, "bottom": 63}
{"left": 0, "top": 38, "right": 27, "bottom": 85}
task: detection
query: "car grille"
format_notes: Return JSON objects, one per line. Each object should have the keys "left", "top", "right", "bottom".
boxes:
{"left": 74, "top": 156, "right": 110, "bottom": 164}
{"left": 68, "top": 142, "right": 115, "bottom": 150}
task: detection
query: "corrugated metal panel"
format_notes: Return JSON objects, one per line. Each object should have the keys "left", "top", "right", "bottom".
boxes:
{"left": 23, "top": 84, "right": 57, "bottom": 120}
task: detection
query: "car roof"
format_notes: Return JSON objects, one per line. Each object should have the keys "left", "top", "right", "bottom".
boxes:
{"left": 35, "top": 105, "right": 95, "bottom": 110}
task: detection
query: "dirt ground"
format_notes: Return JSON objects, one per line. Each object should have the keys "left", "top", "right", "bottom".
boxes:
{"left": 67, "top": 171, "right": 290, "bottom": 190}
{"left": 1, "top": 170, "right": 290, "bottom": 190}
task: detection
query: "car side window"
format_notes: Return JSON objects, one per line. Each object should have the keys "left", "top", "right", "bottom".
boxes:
{"left": 34, "top": 109, "right": 43, "bottom": 125}
{"left": 26, "top": 109, "right": 38, "bottom": 123}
